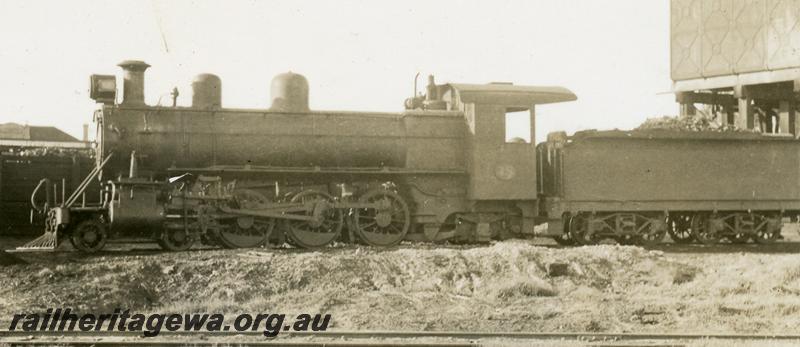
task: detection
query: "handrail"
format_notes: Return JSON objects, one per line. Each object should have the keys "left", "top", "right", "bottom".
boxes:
{"left": 103, "top": 180, "right": 117, "bottom": 223}
{"left": 29, "top": 178, "right": 49, "bottom": 213}
{"left": 64, "top": 153, "right": 114, "bottom": 208}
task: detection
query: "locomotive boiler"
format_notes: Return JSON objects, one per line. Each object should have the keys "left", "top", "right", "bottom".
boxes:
{"left": 18, "top": 60, "right": 577, "bottom": 252}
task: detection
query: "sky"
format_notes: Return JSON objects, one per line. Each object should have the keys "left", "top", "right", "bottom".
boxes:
{"left": 0, "top": 0, "right": 675, "bottom": 142}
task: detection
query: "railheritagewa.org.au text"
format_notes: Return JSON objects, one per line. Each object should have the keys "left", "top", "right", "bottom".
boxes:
{"left": 9, "top": 308, "right": 331, "bottom": 337}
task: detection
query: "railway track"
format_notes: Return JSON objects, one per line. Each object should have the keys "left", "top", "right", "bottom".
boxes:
{"left": 1, "top": 342, "right": 472, "bottom": 347}
{"left": 1, "top": 330, "right": 799, "bottom": 343}
{"left": 8, "top": 238, "right": 800, "bottom": 258}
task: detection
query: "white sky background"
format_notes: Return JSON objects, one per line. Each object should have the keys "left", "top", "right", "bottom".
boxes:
{"left": 0, "top": 0, "right": 675, "bottom": 142}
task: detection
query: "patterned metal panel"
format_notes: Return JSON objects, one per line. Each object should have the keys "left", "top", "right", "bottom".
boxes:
{"left": 671, "top": 0, "right": 800, "bottom": 80}
{"left": 701, "top": 0, "right": 735, "bottom": 77}
{"left": 766, "top": 0, "right": 800, "bottom": 69}
{"left": 731, "top": 0, "right": 768, "bottom": 73}
{"left": 671, "top": 0, "right": 703, "bottom": 80}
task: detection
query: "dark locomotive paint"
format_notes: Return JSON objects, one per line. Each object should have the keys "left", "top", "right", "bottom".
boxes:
{"left": 537, "top": 130, "right": 797, "bottom": 246}
{"left": 20, "top": 59, "right": 795, "bottom": 252}
{"left": 17, "top": 60, "right": 575, "bottom": 252}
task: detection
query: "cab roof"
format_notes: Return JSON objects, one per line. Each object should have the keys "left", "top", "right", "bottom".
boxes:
{"left": 447, "top": 83, "right": 577, "bottom": 109}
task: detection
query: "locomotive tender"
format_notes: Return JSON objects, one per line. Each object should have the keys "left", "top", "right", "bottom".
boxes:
{"left": 538, "top": 130, "right": 793, "bottom": 245}
{"left": 16, "top": 60, "right": 791, "bottom": 252}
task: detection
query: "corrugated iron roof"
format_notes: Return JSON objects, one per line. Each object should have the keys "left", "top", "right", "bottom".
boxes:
{"left": 0, "top": 123, "right": 80, "bottom": 142}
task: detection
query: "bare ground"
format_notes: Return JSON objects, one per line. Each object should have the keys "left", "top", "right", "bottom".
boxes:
{"left": 3, "top": 236, "right": 800, "bottom": 334}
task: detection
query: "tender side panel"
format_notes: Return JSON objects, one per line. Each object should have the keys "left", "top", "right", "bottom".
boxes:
{"left": 561, "top": 136, "right": 800, "bottom": 208}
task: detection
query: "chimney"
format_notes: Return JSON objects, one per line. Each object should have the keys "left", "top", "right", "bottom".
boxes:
{"left": 82, "top": 124, "right": 88, "bottom": 142}
{"left": 117, "top": 60, "right": 151, "bottom": 106}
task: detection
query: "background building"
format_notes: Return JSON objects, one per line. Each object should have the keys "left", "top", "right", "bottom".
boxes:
{"left": 671, "top": 0, "right": 800, "bottom": 134}
{"left": 0, "top": 123, "right": 92, "bottom": 234}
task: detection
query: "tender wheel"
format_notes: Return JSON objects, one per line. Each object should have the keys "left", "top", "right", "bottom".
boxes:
{"left": 353, "top": 189, "right": 410, "bottom": 247}
{"left": 725, "top": 233, "right": 751, "bottom": 244}
{"left": 70, "top": 218, "right": 108, "bottom": 253}
{"left": 638, "top": 215, "right": 666, "bottom": 246}
{"left": 615, "top": 235, "right": 640, "bottom": 246}
{"left": 218, "top": 190, "right": 274, "bottom": 248}
{"left": 691, "top": 213, "right": 720, "bottom": 245}
{"left": 667, "top": 214, "right": 695, "bottom": 244}
{"left": 569, "top": 214, "right": 598, "bottom": 245}
{"left": 284, "top": 190, "right": 343, "bottom": 248}
{"left": 753, "top": 214, "right": 781, "bottom": 244}
{"left": 159, "top": 228, "right": 194, "bottom": 251}
{"left": 552, "top": 216, "right": 576, "bottom": 246}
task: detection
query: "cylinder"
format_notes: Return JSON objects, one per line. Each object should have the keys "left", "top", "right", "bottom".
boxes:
{"left": 270, "top": 72, "right": 309, "bottom": 112}
{"left": 191, "top": 73, "right": 222, "bottom": 109}
{"left": 117, "top": 60, "right": 150, "bottom": 106}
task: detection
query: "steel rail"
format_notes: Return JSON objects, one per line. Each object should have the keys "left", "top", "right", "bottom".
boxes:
{"left": 1, "top": 330, "right": 799, "bottom": 340}
{"left": 1, "top": 341, "right": 476, "bottom": 347}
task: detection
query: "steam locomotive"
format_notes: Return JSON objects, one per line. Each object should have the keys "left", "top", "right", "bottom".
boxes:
{"left": 16, "top": 60, "right": 793, "bottom": 252}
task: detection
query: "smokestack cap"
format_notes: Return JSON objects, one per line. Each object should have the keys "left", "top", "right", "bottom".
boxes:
{"left": 117, "top": 60, "right": 151, "bottom": 71}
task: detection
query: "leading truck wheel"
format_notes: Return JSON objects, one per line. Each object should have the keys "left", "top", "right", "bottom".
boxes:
{"left": 353, "top": 189, "right": 410, "bottom": 247}
{"left": 70, "top": 219, "right": 108, "bottom": 253}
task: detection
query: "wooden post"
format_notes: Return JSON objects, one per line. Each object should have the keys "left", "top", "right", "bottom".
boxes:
{"left": 737, "top": 97, "right": 754, "bottom": 130}
{"left": 779, "top": 100, "right": 795, "bottom": 135}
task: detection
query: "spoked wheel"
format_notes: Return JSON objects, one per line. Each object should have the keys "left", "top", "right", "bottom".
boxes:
{"left": 284, "top": 190, "right": 343, "bottom": 248}
{"left": 753, "top": 214, "right": 781, "bottom": 244}
{"left": 722, "top": 213, "right": 753, "bottom": 244}
{"left": 691, "top": 213, "right": 721, "bottom": 245}
{"left": 638, "top": 214, "right": 667, "bottom": 246}
{"left": 353, "top": 189, "right": 410, "bottom": 247}
{"left": 552, "top": 216, "right": 576, "bottom": 246}
{"left": 70, "top": 219, "right": 108, "bottom": 253}
{"left": 667, "top": 214, "right": 695, "bottom": 244}
{"left": 219, "top": 190, "right": 274, "bottom": 248}
{"left": 569, "top": 214, "right": 599, "bottom": 245}
{"left": 219, "top": 218, "right": 275, "bottom": 249}
{"left": 159, "top": 227, "right": 194, "bottom": 251}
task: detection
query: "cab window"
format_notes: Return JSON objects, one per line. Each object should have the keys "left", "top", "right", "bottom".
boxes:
{"left": 505, "top": 109, "right": 531, "bottom": 143}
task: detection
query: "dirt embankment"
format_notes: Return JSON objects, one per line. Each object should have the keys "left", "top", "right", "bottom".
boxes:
{"left": 1, "top": 241, "right": 800, "bottom": 333}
